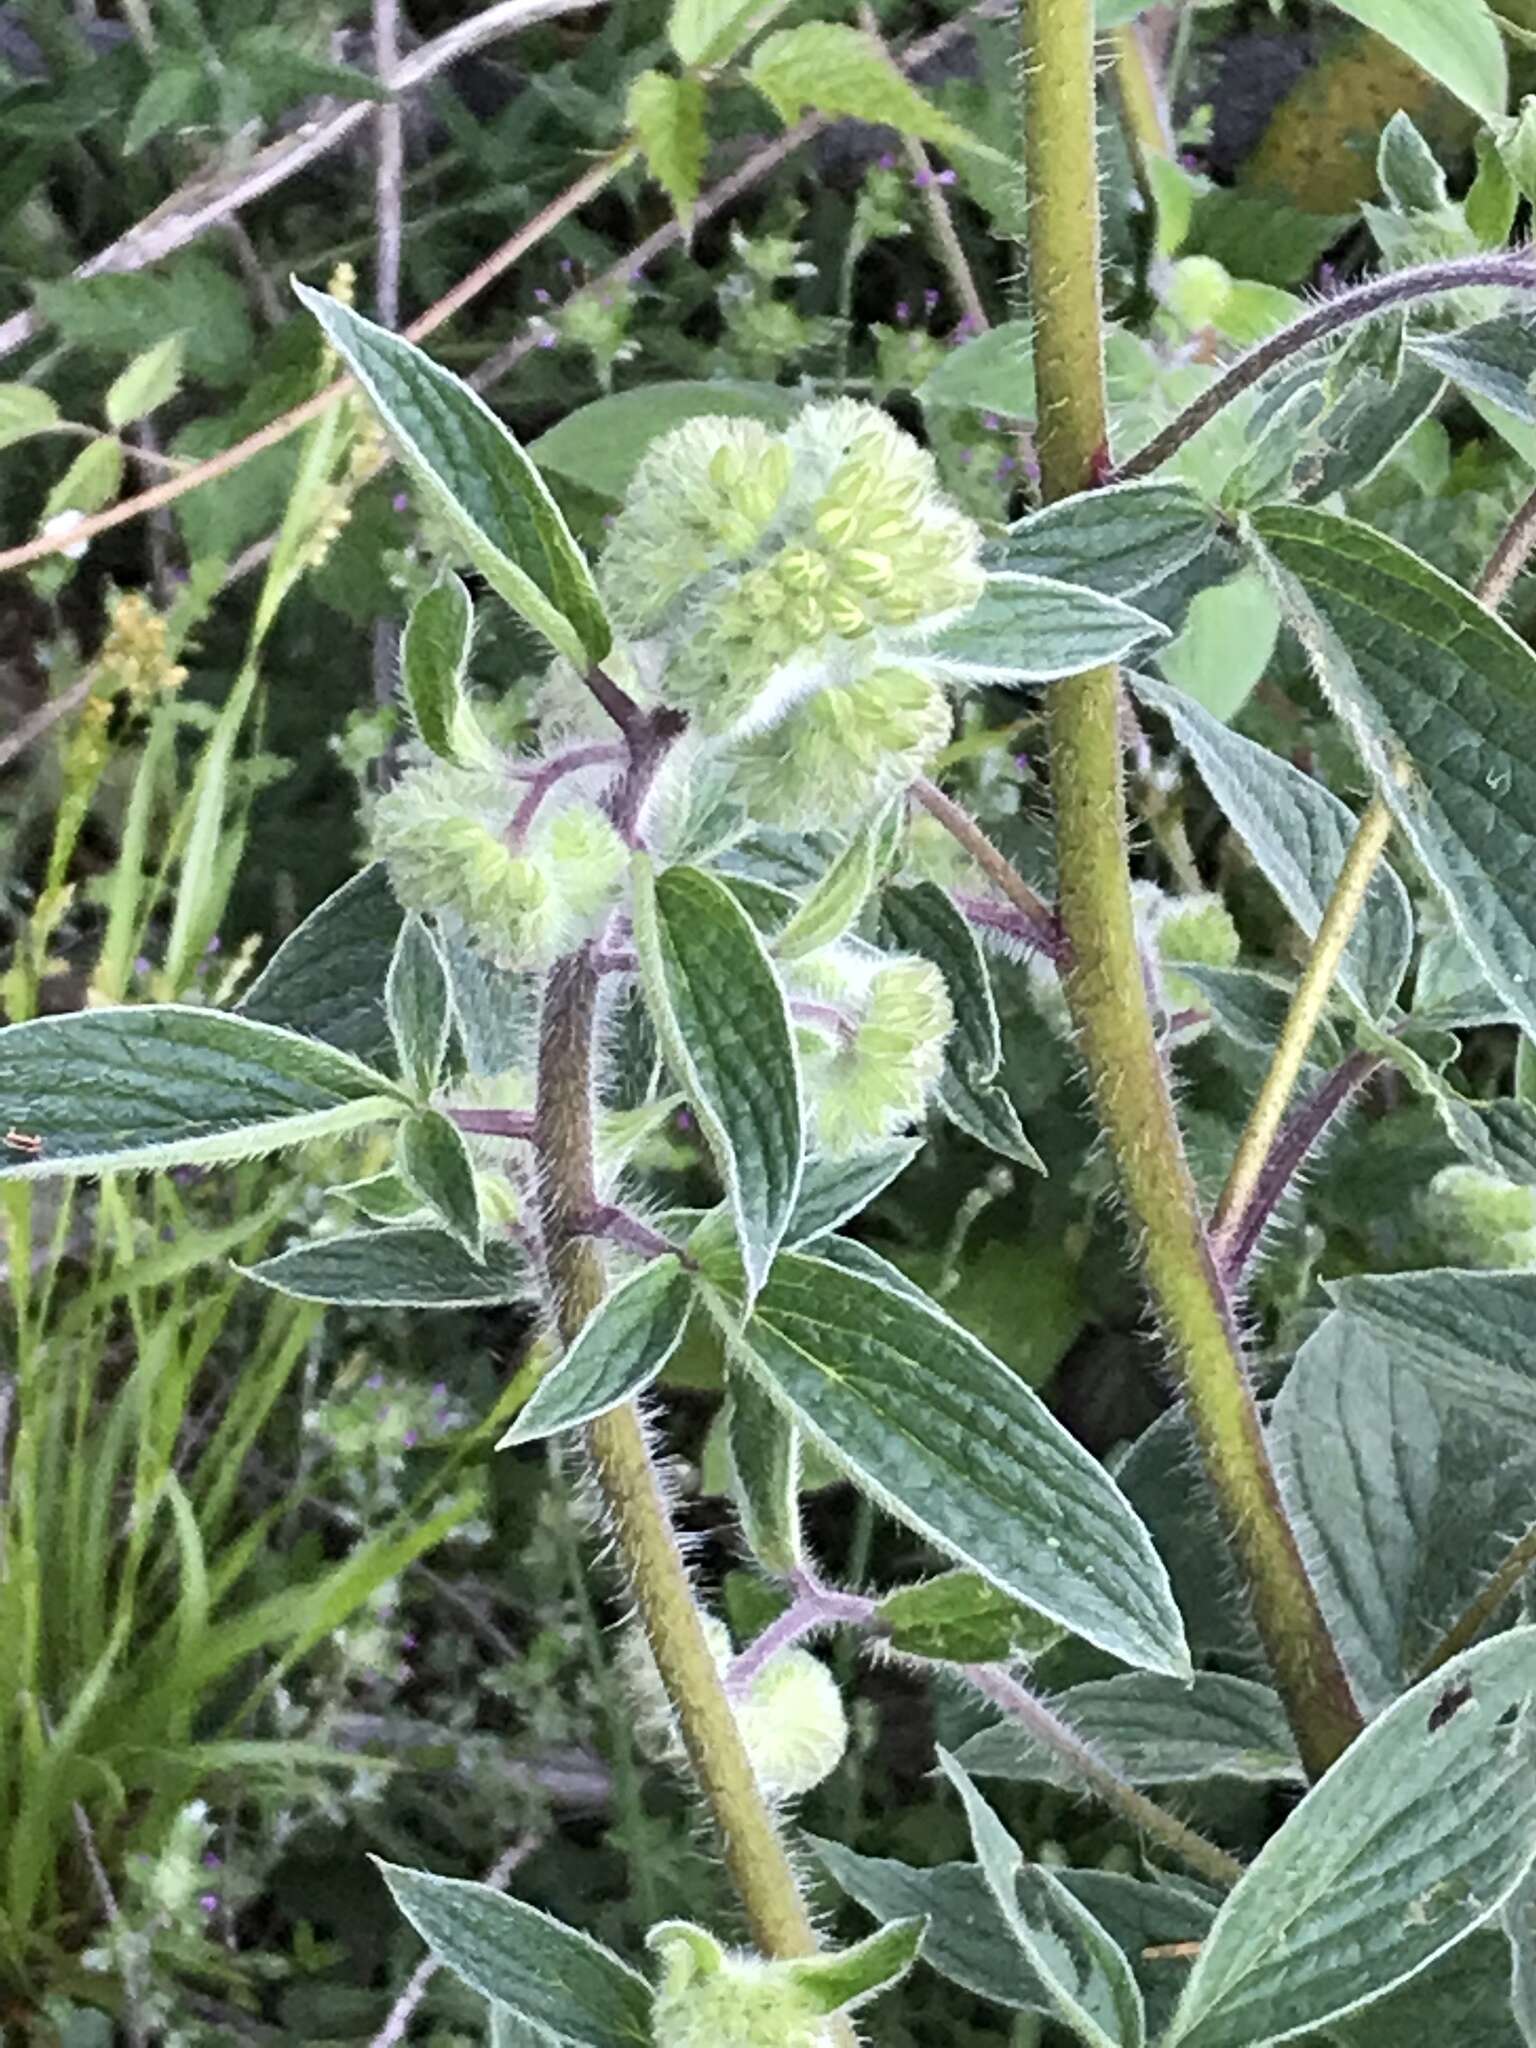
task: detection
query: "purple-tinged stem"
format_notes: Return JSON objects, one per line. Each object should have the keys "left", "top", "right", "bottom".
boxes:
{"left": 449, "top": 1108, "right": 538, "bottom": 1141}
{"left": 509, "top": 742, "right": 625, "bottom": 843}
{"left": 792, "top": 999, "right": 856, "bottom": 1044}
{"left": 577, "top": 1204, "right": 691, "bottom": 1266}
{"left": 963, "top": 1665, "right": 1243, "bottom": 1887}
{"left": 913, "top": 778, "right": 1066, "bottom": 963}
{"left": 726, "top": 1581, "right": 878, "bottom": 1698}
{"left": 956, "top": 892, "right": 1062, "bottom": 960}
{"left": 593, "top": 948, "right": 639, "bottom": 976}
{"left": 1108, "top": 253, "right": 1536, "bottom": 486}
{"left": 1216, "top": 1050, "right": 1383, "bottom": 1282}
{"left": 585, "top": 662, "right": 646, "bottom": 738}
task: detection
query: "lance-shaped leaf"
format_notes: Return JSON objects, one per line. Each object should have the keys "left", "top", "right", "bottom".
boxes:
{"left": 1250, "top": 507, "right": 1536, "bottom": 1040}
{"left": 928, "top": 573, "right": 1168, "bottom": 684}
{"left": 781, "top": 1138, "right": 921, "bottom": 1248}
{"left": 994, "top": 482, "right": 1219, "bottom": 597}
{"left": 245, "top": 1226, "right": 530, "bottom": 1308}
{"left": 1411, "top": 315, "right": 1536, "bottom": 427}
{"left": 398, "top": 1111, "right": 483, "bottom": 1258}
{"left": 774, "top": 815, "right": 886, "bottom": 964}
{"left": 1132, "top": 673, "right": 1411, "bottom": 1019}
{"left": 955, "top": 1672, "right": 1302, "bottom": 1787}
{"left": 939, "top": 1753, "right": 1147, "bottom": 2048}
{"left": 633, "top": 858, "right": 804, "bottom": 1299}
{"left": 386, "top": 915, "right": 452, "bottom": 1096}
{"left": 376, "top": 1861, "right": 652, "bottom": 2047}
{"left": 241, "top": 863, "right": 404, "bottom": 1067}
{"left": 812, "top": 1837, "right": 1217, "bottom": 2035}
{"left": 884, "top": 880, "right": 1044, "bottom": 1171}
{"left": 296, "top": 284, "right": 609, "bottom": 666}
{"left": 501, "top": 1257, "right": 693, "bottom": 1445}
{"left": 711, "top": 1249, "right": 1189, "bottom": 1676}
{"left": 401, "top": 573, "right": 479, "bottom": 764}
{"left": 725, "top": 1365, "right": 802, "bottom": 1575}
{"left": 0, "top": 1007, "right": 405, "bottom": 1180}
{"left": 1162, "top": 1629, "right": 1536, "bottom": 2048}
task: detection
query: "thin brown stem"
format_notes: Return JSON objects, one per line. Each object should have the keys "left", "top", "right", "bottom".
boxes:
{"left": 1107, "top": 254, "right": 1536, "bottom": 486}
{"left": 911, "top": 777, "right": 1062, "bottom": 959}
{"left": 964, "top": 1666, "right": 1245, "bottom": 1888}
{"left": 1478, "top": 480, "right": 1536, "bottom": 611}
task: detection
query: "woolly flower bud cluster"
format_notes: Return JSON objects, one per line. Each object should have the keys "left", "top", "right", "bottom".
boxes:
{"left": 648, "top": 1925, "right": 839, "bottom": 2048}
{"left": 1133, "top": 883, "right": 1241, "bottom": 1016}
{"left": 618, "top": 1614, "right": 848, "bottom": 1802}
{"left": 794, "top": 954, "right": 954, "bottom": 1156}
{"left": 370, "top": 763, "right": 625, "bottom": 972}
{"left": 599, "top": 401, "right": 983, "bottom": 747}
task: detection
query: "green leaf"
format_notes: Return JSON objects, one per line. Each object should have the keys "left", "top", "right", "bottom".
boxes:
{"left": 784, "top": 1918, "right": 925, "bottom": 2014}
{"left": 40, "top": 435, "right": 123, "bottom": 527}
{"left": 1377, "top": 111, "right": 1449, "bottom": 215}
{"left": 0, "top": 382, "right": 60, "bottom": 450}
{"left": 501, "top": 1257, "right": 693, "bottom": 1444}
{"left": 1321, "top": 0, "right": 1506, "bottom": 118}
{"left": 633, "top": 858, "right": 804, "bottom": 1300}
{"left": 294, "top": 283, "right": 609, "bottom": 666}
{"left": 374, "top": 1861, "right": 652, "bottom": 2046}
{"left": 994, "top": 482, "right": 1219, "bottom": 597}
{"left": 0, "top": 1007, "right": 404, "bottom": 1180}
{"left": 386, "top": 915, "right": 452, "bottom": 1096}
{"left": 1252, "top": 506, "right": 1536, "bottom": 1040}
{"left": 712, "top": 1249, "right": 1189, "bottom": 1675}
{"left": 1465, "top": 133, "right": 1519, "bottom": 249}
{"left": 1155, "top": 571, "right": 1278, "bottom": 724}
{"left": 917, "top": 319, "right": 1036, "bottom": 415}
{"left": 245, "top": 1226, "right": 530, "bottom": 1308}
{"left": 781, "top": 1138, "right": 922, "bottom": 1247}
{"left": 1164, "top": 1630, "right": 1536, "bottom": 2048}
{"left": 628, "top": 70, "right": 707, "bottom": 230}
{"left": 1326, "top": 1266, "right": 1536, "bottom": 1429}
{"left": 240, "top": 863, "right": 404, "bottom": 1068}
{"left": 929, "top": 574, "right": 1167, "bottom": 684}
{"left": 669, "top": 0, "right": 766, "bottom": 65}
{"left": 811, "top": 1838, "right": 1216, "bottom": 2032}
{"left": 955, "top": 1673, "right": 1302, "bottom": 1787}
{"left": 877, "top": 1570, "right": 1063, "bottom": 1664}
{"left": 123, "top": 61, "right": 207, "bottom": 153}
{"left": 1273, "top": 1306, "right": 1536, "bottom": 1715}
{"left": 725, "top": 1365, "right": 802, "bottom": 1574}
{"left": 775, "top": 817, "right": 885, "bottom": 964}
{"left": 104, "top": 333, "right": 184, "bottom": 428}
{"left": 939, "top": 1753, "right": 1147, "bottom": 2048}
{"left": 882, "top": 881, "right": 1045, "bottom": 1172}
{"left": 401, "top": 573, "right": 477, "bottom": 764}
{"left": 749, "top": 23, "right": 996, "bottom": 161}
{"left": 335, "top": 1169, "right": 429, "bottom": 1223}
{"left": 398, "top": 1112, "right": 483, "bottom": 1258}
{"left": 532, "top": 381, "right": 800, "bottom": 502}
{"left": 38, "top": 255, "right": 252, "bottom": 388}
{"left": 1410, "top": 314, "right": 1536, "bottom": 426}
{"left": 1131, "top": 674, "right": 1412, "bottom": 1018}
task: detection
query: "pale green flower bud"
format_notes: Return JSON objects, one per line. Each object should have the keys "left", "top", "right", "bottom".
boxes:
{"left": 807, "top": 956, "right": 954, "bottom": 1155}
{"left": 1136, "top": 886, "right": 1240, "bottom": 1013}
{"left": 724, "top": 667, "right": 951, "bottom": 830}
{"left": 649, "top": 1925, "right": 835, "bottom": 2048}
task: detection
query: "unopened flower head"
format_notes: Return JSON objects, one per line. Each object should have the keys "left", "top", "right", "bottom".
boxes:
{"left": 802, "top": 954, "right": 954, "bottom": 1155}
{"left": 723, "top": 664, "right": 951, "bottom": 828}
{"left": 371, "top": 761, "right": 625, "bottom": 971}
{"left": 599, "top": 401, "right": 983, "bottom": 735}
{"left": 648, "top": 1925, "right": 837, "bottom": 2048}
{"left": 99, "top": 590, "right": 187, "bottom": 708}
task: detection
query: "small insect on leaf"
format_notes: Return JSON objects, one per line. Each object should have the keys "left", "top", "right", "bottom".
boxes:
{"left": 4, "top": 1129, "right": 42, "bottom": 1155}
{"left": 1427, "top": 1679, "right": 1474, "bottom": 1733}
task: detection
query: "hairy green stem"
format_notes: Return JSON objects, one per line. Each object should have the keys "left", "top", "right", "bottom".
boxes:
{"left": 965, "top": 1666, "right": 1245, "bottom": 1888}
{"left": 1414, "top": 1522, "right": 1536, "bottom": 1678}
{"left": 1023, "top": 0, "right": 1360, "bottom": 1778}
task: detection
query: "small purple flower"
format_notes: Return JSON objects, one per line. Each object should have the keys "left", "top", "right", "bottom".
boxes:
{"left": 913, "top": 168, "right": 933, "bottom": 191}
{"left": 402, "top": 1632, "right": 419, "bottom": 1650}
{"left": 877, "top": 152, "right": 896, "bottom": 170}
{"left": 533, "top": 287, "right": 552, "bottom": 306}
{"left": 205, "top": 934, "right": 221, "bottom": 956}
{"left": 202, "top": 1852, "right": 222, "bottom": 1869}
{"left": 1014, "top": 752, "right": 1032, "bottom": 773}
{"left": 199, "top": 1894, "right": 218, "bottom": 1915}
{"left": 538, "top": 332, "right": 558, "bottom": 349}
{"left": 936, "top": 168, "right": 957, "bottom": 187}
{"left": 134, "top": 955, "right": 151, "bottom": 976}
{"left": 392, "top": 492, "right": 410, "bottom": 513}
{"left": 403, "top": 1429, "right": 419, "bottom": 1448}
{"left": 996, "top": 455, "right": 1018, "bottom": 479}
{"left": 677, "top": 1107, "right": 694, "bottom": 1131}
{"left": 982, "top": 412, "right": 1001, "bottom": 432}
{"left": 923, "top": 288, "right": 940, "bottom": 314}
{"left": 895, "top": 299, "right": 911, "bottom": 325}
{"left": 1318, "top": 261, "right": 1338, "bottom": 292}
{"left": 367, "top": 1372, "right": 384, "bottom": 1391}
{"left": 432, "top": 1381, "right": 448, "bottom": 1397}
{"left": 559, "top": 257, "right": 574, "bottom": 275}
{"left": 956, "top": 446, "right": 974, "bottom": 466}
